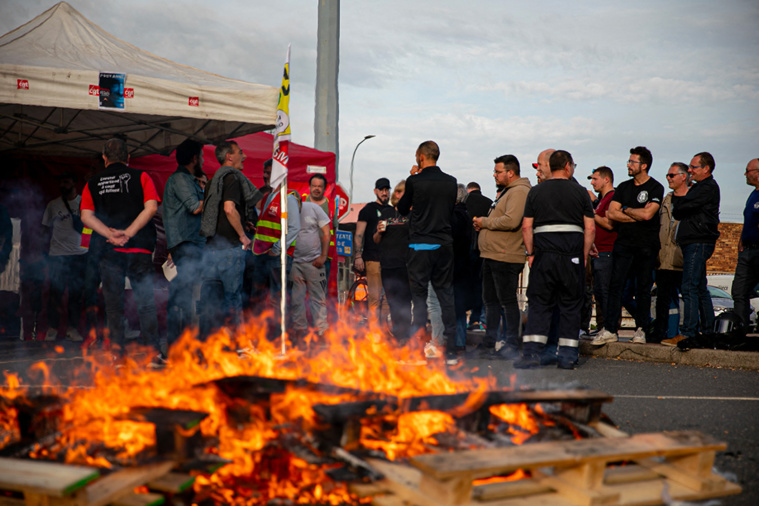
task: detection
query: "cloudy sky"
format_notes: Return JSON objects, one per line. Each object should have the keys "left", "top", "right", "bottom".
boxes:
{"left": 2, "top": 0, "right": 758, "bottom": 221}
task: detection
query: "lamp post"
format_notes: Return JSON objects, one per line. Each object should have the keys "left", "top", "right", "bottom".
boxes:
{"left": 349, "top": 135, "right": 375, "bottom": 199}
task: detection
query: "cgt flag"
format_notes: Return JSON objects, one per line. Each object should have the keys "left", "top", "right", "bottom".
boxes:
{"left": 270, "top": 45, "right": 291, "bottom": 190}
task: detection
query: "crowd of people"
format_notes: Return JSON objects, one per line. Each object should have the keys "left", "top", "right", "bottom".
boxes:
{"left": 1, "top": 137, "right": 757, "bottom": 370}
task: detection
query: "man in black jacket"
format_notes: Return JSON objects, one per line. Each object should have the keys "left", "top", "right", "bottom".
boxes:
{"left": 663, "top": 152, "right": 721, "bottom": 346}
{"left": 465, "top": 182, "right": 493, "bottom": 332}
{"left": 397, "top": 141, "right": 459, "bottom": 363}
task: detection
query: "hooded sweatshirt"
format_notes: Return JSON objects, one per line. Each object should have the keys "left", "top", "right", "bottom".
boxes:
{"left": 478, "top": 177, "right": 531, "bottom": 264}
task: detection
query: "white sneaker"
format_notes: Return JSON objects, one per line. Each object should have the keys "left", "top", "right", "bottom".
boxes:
{"left": 44, "top": 328, "right": 58, "bottom": 341}
{"left": 424, "top": 342, "right": 441, "bottom": 358}
{"left": 494, "top": 340, "right": 506, "bottom": 352}
{"left": 590, "top": 329, "right": 618, "bottom": 346}
{"left": 632, "top": 327, "right": 646, "bottom": 344}
{"left": 66, "top": 327, "right": 83, "bottom": 342}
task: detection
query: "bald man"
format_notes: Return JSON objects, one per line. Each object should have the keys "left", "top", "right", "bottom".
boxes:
{"left": 532, "top": 149, "right": 555, "bottom": 184}
{"left": 732, "top": 158, "right": 759, "bottom": 332}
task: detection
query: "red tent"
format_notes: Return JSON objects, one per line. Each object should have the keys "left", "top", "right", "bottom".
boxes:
{"left": 130, "top": 132, "right": 336, "bottom": 199}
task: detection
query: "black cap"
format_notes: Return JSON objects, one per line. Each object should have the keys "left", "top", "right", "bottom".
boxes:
{"left": 375, "top": 177, "right": 390, "bottom": 190}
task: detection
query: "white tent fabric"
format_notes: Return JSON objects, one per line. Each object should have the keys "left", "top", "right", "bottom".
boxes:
{"left": 0, "top": 2, "right": 278, "bottom": 157}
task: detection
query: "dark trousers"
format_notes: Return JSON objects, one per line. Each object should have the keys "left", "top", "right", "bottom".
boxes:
{"left": 653, "top": 269, "right": 682, "bottom": 341}
{"left": 407, "top": 245, "right": 457, "bottom": 352}
{"left": 47, "top": 254, "right": 87, "bottom": 330}
{"left": 522, "top": 250, "right": 584, "bottom": 364}
{"left": 482, "top": 258, "right": 523, "bottom": 351}
{"left": 380, "top": 266, "right": 412, "bottom": 342}
{"left": 100, "top": 251, "right": 163, "bottom": 355}
{"left": 468, "top": 253, "right": 485, "bottom": 325}
{"left": 591, "top": 252, "right": 613, "bottom": 329}
{"left": 167, "top": 241, "right": 203, "bottom": 345}
{"left": 680, "top": 243, "right": 715, "bottom": 337}
{"left": 732, "top": 248, "right": 759, "bottom": 329}
{"left": 83, "top": 247, "right": 103, "bottom": 339}
{"left": 604, "top": 243, "right": 657, "bottom": 333}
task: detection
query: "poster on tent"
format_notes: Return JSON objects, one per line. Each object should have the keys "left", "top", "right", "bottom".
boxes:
{"left": 98, "top": 72, "right": 126, "bottom": 110}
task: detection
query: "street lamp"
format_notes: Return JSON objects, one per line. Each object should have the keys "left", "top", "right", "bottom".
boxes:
{"left": 349, "top": 135, "right": 376, "bottom": 200}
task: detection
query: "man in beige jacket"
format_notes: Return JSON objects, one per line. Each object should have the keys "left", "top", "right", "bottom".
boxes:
{"left": 472, "top": 154, "right": 531, "bottom": 359}
{"left": 652, "top": 162, "right": 689, "bottom": 342}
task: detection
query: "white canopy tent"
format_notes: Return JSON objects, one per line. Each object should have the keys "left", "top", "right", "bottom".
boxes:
{"left": 0, "top": 2, "right": 279, "bottom": 157}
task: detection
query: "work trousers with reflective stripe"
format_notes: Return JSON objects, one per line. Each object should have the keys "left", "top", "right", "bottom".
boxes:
{"left": 522, "top": 249, "right": 584, "bottom": 364}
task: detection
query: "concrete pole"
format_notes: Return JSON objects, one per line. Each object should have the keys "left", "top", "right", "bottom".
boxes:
{"left": 314, "top": 0, "right": 340, "bottom": 179}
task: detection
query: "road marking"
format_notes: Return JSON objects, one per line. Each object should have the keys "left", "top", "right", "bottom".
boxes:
{"left": 614, "top": 394, "right": 759, "bottom": 401}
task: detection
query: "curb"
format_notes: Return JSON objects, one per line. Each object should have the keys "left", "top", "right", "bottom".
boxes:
{"left": 579, "top": 340, "right": 759, "bottom": 371}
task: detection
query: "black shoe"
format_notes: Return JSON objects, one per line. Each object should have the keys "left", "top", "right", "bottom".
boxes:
{"left": 514, "top": 354, "right": 540, "bottom": 369}
{"left": 445, "top": 351, "right": 461, "bottom": 365}
{"left": 494, "top": 346, "right": 520, "bottom": 360}
{"left": 540, "top": 354, "right": 558, "bottom": 366}
{"left": 557, "top": 359, "right": 576, "bottom": 370}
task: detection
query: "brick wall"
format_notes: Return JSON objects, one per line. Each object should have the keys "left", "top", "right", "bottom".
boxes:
{"left": 707, "top": 222, "right": 742, "bottom": 274}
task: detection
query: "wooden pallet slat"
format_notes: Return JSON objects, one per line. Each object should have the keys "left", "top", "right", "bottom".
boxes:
{"left": 0, "top": 458, "right": 99, "bottom": 498}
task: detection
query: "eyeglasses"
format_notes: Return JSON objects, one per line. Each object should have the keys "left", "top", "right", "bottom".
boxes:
{"left": 627, "top": 160, "right": 643, "bottom": 165}
{"left": 666, "top": 173, "right": 685, "bottom": 178}
{"left": 688, "top": 164, "right": 705, "bottom": 170}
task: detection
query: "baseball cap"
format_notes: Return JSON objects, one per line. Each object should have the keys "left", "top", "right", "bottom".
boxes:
{"left": 375, "top": 177, "right": 390, "bottom": 190}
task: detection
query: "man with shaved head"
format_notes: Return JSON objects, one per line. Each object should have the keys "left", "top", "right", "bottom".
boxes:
{"left": 532, "top": 149, "right": 555, "bottom": 184}
{"left": 732, "top": 158, "right": 759, "bottom": 332}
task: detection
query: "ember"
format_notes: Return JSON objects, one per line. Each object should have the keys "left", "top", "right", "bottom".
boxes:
{"left": 0, "top": 315, "right": 740, "bottom": 505}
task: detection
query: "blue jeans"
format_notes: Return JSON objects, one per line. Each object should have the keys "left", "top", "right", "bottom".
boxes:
{"left": 680, "top": 243, "right": 715, "bottom": 337}
{"left": 591, "top": 252, "right": 613, "bottom": 330}
{"left": 167, "top": 241, "right": 203, "bottom": 344}
{"left": 204, "top": 246, "right": 245, "bottom": 326}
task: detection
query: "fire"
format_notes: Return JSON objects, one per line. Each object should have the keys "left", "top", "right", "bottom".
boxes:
{"left": 0, "top": 313, "right": 546, "bottom": 504}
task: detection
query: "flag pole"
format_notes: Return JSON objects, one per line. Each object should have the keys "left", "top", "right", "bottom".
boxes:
{"left": 280, "top": 177, "right": 287, "bottom": 355}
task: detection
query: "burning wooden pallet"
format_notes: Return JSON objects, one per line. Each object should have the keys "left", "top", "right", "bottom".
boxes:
{"left": 351, "top": 427, "right": 741, "bottom": 505}
{"left": 0, "top": 457, "right": 194, "bottom": 506}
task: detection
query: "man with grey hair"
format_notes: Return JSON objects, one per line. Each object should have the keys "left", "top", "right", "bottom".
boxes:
{"left": 200, "top": 140, "right": 262, "bottom": 331}
{"left": 80, "top": 138, "right": 164, "bottom": 364}
{"left": 652, "top": 162, "right": 689, "bottom": 342}
{"left": 532, "top": 149, "right": 555, "bottom": 184}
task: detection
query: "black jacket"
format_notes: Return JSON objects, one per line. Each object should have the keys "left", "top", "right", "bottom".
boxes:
{"left": 397, "top": 166, "right": 457, "bottom": 245}
{"left": 672, "top": 175, "right": 720, "bottom": 246}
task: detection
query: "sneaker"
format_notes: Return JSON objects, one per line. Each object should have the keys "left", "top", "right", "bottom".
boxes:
{"left": 424, "top": 342, "right": 442, "bottom": 359}
{"left": 44, "top": 328, "right": 58, "bottom": 341}
{"left": 661, "top": 334, "right": 688, "bottom": 347}
{"left": 149, "top": 353, "right": 169, "bottom": 369}
{"left": 445, "top": 351, "right": 461, "bottom": 365}
{"left": 590, "top": 329, "right": 618, "bottom": 346}
{"left": 66, "top": 328, "right": 83, "bottom": 342}
{"left": 579, "top": 329, "right": 590, "bottom": 339}
{"left": 513, "top": 353, "right": 540, "bottom": 369}
{"left": 632, "top": 327, "right": 646, "bottom": 344}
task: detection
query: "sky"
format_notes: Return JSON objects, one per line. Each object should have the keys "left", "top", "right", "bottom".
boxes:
{"left": 2, "top": 0, "right": 758, "bottom": 221}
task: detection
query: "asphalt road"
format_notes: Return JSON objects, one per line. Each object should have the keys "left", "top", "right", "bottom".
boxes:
{"left": 1, "top": 337, "right": 757, "bottom": 505}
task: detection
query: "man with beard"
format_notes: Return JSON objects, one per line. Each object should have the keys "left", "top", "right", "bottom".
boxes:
{"left": 592, "top": 146, "right": 663, "bottom": 346}
{"left": 163, "top": 139, "right": 205, "bottom": 345}
{"left": 41, "top": 173, "right": 87, "bottom": 342}
{"left": 587, "top": 166, "right": 617, "bottom": 333}
{"left": 354, "top": 178, "right": 391, "bottom": 327}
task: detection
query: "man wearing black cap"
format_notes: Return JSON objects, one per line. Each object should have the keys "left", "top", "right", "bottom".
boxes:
{"left": 354, "top": 178, "right": 391, "bottom": 326}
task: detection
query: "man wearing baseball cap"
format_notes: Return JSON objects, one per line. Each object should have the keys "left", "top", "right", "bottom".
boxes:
{"left": 354, "top": 177, "right": 391, "bottom": 327}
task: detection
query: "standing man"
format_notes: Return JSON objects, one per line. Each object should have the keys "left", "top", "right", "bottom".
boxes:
{"left": 652, "top": 163, "right": 689, "bottom": 342}
{"left": 41, "top": 173, "right": 87, "bottom": 342}
{"left": 290, "top": 201, "right": 330, "bottom": 340}
{"left": 200, "top": 140, "right": 262, "bottom": 329}
{"left": 163, "top": 139, "right": 205, "bottom": 345}
{"left": 532, "top": 149, "right": 555, "bottom": 184}
{"left": 587, "top": 166, "right": 616, "bottom": 333}
{"left": 472, "top": 155, "right": 531, "bottom": 359}
{"left": 80, "top": 138, "right": 164, "bottom": 362}
{"left": 397, "top": 141, "right": 459, "bottom": 363}
{"left": 663, "top": 153, "right": 721, "bottom": 346}
{"left": 354, "top": 178, "right": 391, "bottom": 326}
{"left": 465, "top": 181, "right": 493, "bottom": 331}
{"left": 732, "top": 158, "right": 759, "bottom": 332}
{"left": 304, "top": 174, "right": 338, "bottom": 290}
{"left": 592, "top": 146, "right": 663, "bottom": 346}
{"left": 517, "top": 150, "right": 595, "bottom": 369}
